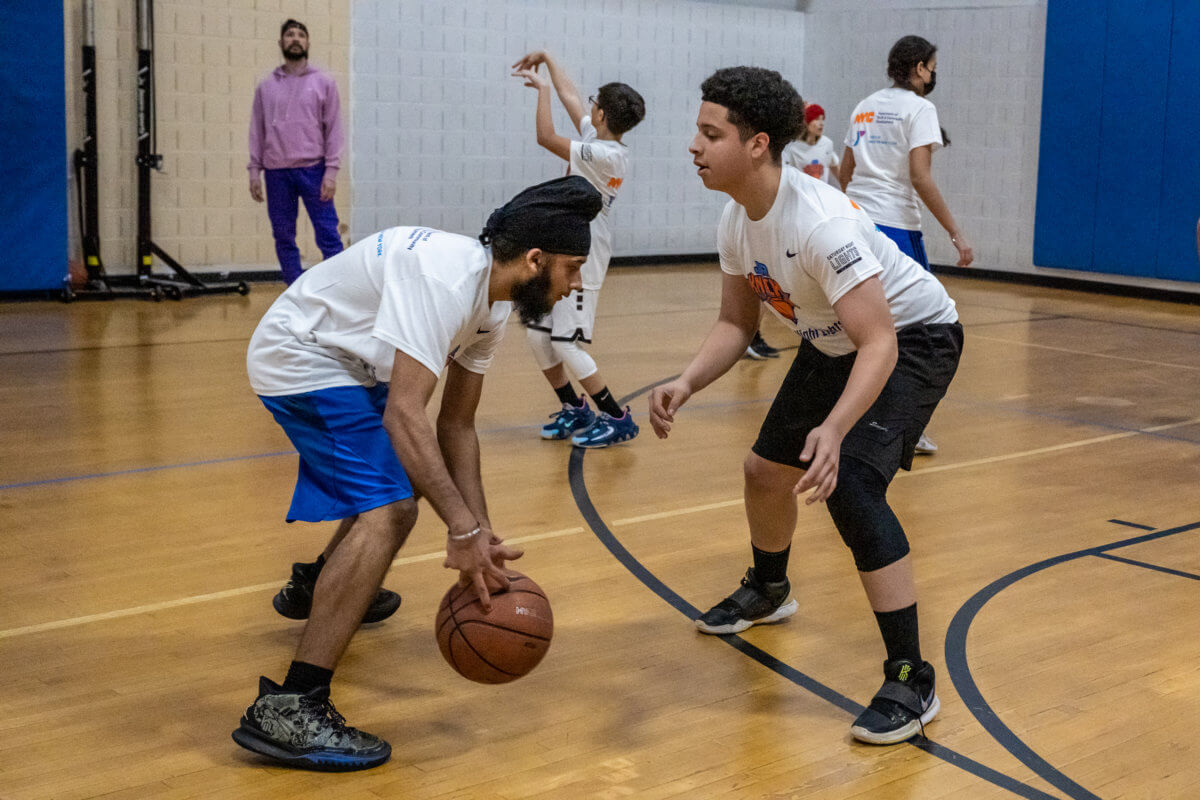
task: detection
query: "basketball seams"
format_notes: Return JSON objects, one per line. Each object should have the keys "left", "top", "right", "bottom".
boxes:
{"left": 457, "top": 618, "right": 552, "bottom": 642}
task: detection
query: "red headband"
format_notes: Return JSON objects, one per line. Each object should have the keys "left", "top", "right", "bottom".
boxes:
{"left": 805, "top": 104, "right": 826, "bottom": 123}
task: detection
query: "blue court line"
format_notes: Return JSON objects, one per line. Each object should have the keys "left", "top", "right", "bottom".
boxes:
{"left": 0, "top": 451, "right": 296, "bottom": 491}
{"left": 1093, "top": 552, "right": 1200, "bottom": 582}
{"left": 945, "top": 520, "right": 1200, "bottom": 800}
{"left": 564, "top": 381, "right": 1064, "bottom": 800}
{"left": 1108, "top": 519, "right": 1157, "bottom": 531}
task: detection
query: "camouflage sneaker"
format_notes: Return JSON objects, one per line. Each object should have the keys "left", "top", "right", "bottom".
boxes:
{"left": 231, "top": 677, "right": 391, "bottom": 771}
{"left": 273, "top": 560, "right": 402, "bottom": 624}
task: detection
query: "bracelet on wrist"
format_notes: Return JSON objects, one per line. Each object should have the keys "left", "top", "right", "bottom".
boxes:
{"left": 448, "top": 525, "right": 482, "bottom": 542}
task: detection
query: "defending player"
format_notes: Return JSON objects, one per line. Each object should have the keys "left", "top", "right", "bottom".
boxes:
{"left": 650, "top": 67, "right": 962, "bottom": 745}
{"left": 233, "top": 177, "right": 602, "bottom": 770}
{"left": 512, "top": 50, "right": 645, "bottom": 448}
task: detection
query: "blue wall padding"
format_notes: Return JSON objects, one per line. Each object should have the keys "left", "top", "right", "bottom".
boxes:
{"left": 0, "top": 2, "right": 68, "bottom": 291}
{"left": 1156, "top": 1, "right": 1200, "bottom": 281}
{"left": 1033, "top": 0, "right": 1108, "bottom": 271}
{"left": 1091, "top": 0, "right": 1171, "bottom": 278}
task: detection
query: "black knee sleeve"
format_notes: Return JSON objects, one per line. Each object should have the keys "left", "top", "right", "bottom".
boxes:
{"left": 826, "top": 456, "right": 910, "bottom": 572}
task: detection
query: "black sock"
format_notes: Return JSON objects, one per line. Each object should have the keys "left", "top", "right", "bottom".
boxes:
{"left": 282, "top": 660, "right": 334, "bottom": 694}
{"left": 751, "top": 544, "right": 790, "bottom": 584}
{"left": 590, "top": 386, "right": 622, "bottom": 417}
{"left": 874, "top": 604, "right": 922, "bottom": 665}
{"left": 314, "top": 554, "right": 326, "bottom": 570}
{"left": 554, "top": 383, "right": 582, "bottom": 407}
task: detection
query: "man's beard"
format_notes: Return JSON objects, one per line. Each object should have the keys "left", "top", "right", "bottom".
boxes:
{"left": 510, "top": 270, "right": 555, "bottom": 326}
{"left": 282, "top": 44, "right": 308, "bottom": 61}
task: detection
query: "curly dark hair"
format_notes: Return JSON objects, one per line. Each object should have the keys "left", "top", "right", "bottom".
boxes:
{"left": 887, "top": 35, "right": 936, "bottom": 92}
{"left": 596, "top": 82, "right": 645, "bottom": 136}
{"left": 700, "top": 67, "right": 804, "bottom": 162}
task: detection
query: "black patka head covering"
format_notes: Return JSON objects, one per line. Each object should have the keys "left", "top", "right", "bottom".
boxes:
{"left": 479, "top": 176, "right": 603, "bottom": 257}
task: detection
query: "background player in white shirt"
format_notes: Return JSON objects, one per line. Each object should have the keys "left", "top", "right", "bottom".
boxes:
{"left": 650, "top": 67, "right": 962, "bottom": 746}
{"left": 840, "top": 35, "right": 973, "bottom": 455}
{"left": 783, "top": 102, "right": 841, "bottom": 189}
{"left": 840, "top": 35, "right": 973, "bottom": 271}
{"left": 512, "top": 50, "right": 646, "bottom": 448}
{"left": 232, "top": 177, "right": 602, "bottom": 771}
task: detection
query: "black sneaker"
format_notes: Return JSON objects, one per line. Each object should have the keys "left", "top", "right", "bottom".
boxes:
{"left": 232, "top": 677, "right": 391, "bottom": 771}
{"left": 695, "top": 567, "right": 798, "bottom": 634}
{"left": 273, "top": 560, "right": 402, "bottom": 624}
{"left": 850, "top": 659, "right": 940, "bottom": 744}
{"left": 746, "top": 331, "right": 781, "bottom": 359}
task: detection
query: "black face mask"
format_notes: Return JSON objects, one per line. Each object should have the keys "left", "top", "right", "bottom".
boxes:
{"left": 923, "top": 70, "right": 937, "bottom": 96}
{"left": 510, "top": 266, "right": 555, "bottom": 326}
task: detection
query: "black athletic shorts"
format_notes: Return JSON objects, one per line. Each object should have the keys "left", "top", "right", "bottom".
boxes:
{"left": 752, "top": 322, "right": 963, "bottom": 482}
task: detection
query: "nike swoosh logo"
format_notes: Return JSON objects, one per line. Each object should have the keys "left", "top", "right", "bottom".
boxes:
{"left": 786, "top": 250, "right": 797, "bottom": 258}
{"left": 476, "top": 328, "right": 491, "bottom": 334}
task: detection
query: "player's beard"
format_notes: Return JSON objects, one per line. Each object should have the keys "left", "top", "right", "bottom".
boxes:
{"left": 282, "top": 43, "right": 308, "bottom": 61}
{"left": 510, "top": 269, "right": 555, "bottom": 326}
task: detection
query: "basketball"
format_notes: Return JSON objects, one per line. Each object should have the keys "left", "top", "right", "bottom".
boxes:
{"left": 435, "top": 571, "right": 554, "bottom": 684}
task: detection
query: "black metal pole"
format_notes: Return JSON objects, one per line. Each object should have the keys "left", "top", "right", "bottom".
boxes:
{"left": 78, "top": 0, "right": 104, "bottom": 283}
{"left": 132, "top": 0, "right": 248, "bottom": 299}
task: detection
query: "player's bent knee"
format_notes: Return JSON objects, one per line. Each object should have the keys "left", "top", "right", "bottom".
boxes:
{"left": 525, "top": 326, "right": 560, "bottom": 370}
{"left": 826, "top": 457, "right": 909, "bottom": 572}
{"left": 556, "top": 339, "right": 597, "bottom": 381}
{"left": 386, "top": 497, "right": 419, "bottom": 547}
{"left": 744, "top": 451, "right": 799, "bottom": 494}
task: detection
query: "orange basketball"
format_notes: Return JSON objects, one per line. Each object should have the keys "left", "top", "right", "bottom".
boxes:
{"left": 435, "top": 571, "right": 553, "bottom": 684}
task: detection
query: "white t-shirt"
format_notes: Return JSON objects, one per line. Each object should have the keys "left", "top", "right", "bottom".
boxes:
{"left": 568, "top": 117, "right": 628, "bottom": 290}
{"left": 843, "top": 87, "right": 942, "bottom": 230}
{"left": 247, "top": 227, "right": 511, "bottom": 396}
{"left": 782, "top": 135, "right": 841, "bottom": 187}
{"left": 718, "top": 167, "right": 957, "bottom": 357}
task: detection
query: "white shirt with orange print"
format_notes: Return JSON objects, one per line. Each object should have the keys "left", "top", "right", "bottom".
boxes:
{"left": 843, "top": 87, "right": 942, "bottom": 230}
{"left": 718, "top": 167, "right": 956, "bottom": 357}
{"left": 568, "top": 117, "right": 628, "bottom": 290}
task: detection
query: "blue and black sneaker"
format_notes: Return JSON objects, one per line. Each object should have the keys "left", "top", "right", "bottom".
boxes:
{"left": 571, "top": 406, "right": 639, "bottom": 448}
{"left": 541, "top": 399, "right": 596, "bottom": 440}
{"left": 232, "top": 677, "right": 391, "bottom": 771}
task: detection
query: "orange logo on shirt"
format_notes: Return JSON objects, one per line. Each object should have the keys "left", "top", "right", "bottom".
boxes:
{"left": 849, "top": 199, "right": 861, "bottom": 210}
{"left": 854, "top": 111, "right": 875, "bottom": 124}
{"left": 747, "top": 261, "right": 797, "bottom": 323}
{"left": 607, "top": 177, "right": 623, "bottom": 190}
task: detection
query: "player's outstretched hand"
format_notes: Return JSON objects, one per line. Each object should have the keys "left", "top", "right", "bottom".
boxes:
{"left": 792, "top": 423, "right": 843, "bottom": 504}
{"left": 649, "top": 379, "right": 693, "bottom": 439}
{"left": 511, "top": 50, "right": 549, "bottom": 71}
{"left": 512, "top": 66, "right": 549, "bottom": 91}
{"left": 444, "top": 526, "right": 517, "bottom": 612}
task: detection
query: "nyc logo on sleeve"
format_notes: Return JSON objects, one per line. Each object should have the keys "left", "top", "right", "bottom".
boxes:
{"left": 746, "top": 261, "right": 797, "bottom": 323}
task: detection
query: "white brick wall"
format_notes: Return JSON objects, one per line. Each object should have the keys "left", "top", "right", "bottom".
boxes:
{"left": 350, "top": 0, "right": 806, "bottom": 256}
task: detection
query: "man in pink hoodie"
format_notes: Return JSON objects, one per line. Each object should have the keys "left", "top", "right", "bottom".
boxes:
{"left": 248, "top": 19, "right": 345, "bottom": 284}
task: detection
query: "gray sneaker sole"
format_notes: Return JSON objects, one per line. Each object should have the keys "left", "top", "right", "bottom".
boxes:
{"left": 694, "top": 598, "right": 798, "bottom": 635}
{"left": 850, "top": 694, "right": 941, "bottom": 745}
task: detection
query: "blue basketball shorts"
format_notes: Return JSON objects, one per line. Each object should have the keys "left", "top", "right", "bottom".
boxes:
{"left": 877, "top": 224, "right": 930, "bottom": 270}
{"left": 259, "top": 383, "right": 414, "bottom": 523}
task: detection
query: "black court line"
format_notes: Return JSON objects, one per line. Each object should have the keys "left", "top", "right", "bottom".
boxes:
{"left": 1093, "top": 552, "right": 1200, "bottom": 582}
{"left": 945, "top": 520, "right": 1200, "bottom": 800}
{"left": 566, "top": 381, "right": 1064, "bottom": 800}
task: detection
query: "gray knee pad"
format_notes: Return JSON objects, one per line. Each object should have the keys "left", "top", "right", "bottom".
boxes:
{"left": 826, "top": 457, "right": 909, "bottom": 572}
